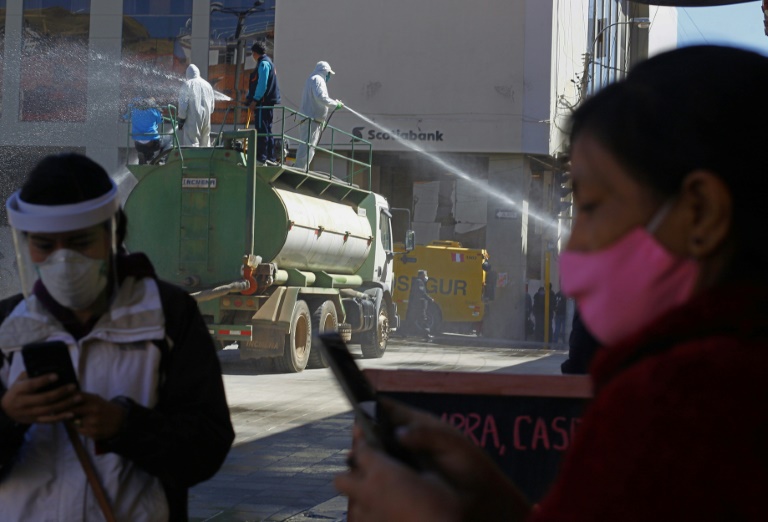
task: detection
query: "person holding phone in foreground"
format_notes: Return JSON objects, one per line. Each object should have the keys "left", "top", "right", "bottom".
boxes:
{"left": 0, "top": 153, "right": 234, "bottom": 521}
{"left": 334, "top": 45, "right": 768, "bottom": 521}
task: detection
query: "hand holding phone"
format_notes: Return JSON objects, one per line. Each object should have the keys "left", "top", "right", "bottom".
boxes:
{"left": 22, "top": 341, "right": 80, "bottom": 393}
{"left": 0, "top": 341, "right": 80, "bottom": 425}
{"left": 319, "top": 332, "right": 423, "bottom": 470}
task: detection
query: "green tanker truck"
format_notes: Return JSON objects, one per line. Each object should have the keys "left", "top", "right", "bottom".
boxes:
{"left": 124, "top": 110, "right": 412, "bottom": 372}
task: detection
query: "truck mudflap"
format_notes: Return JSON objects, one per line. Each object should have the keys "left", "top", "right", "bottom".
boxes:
{"left": 240, "top": 325, "right": 286, "bottom": 359}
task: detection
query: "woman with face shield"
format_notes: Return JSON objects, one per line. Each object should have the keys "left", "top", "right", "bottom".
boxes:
{"left": 332, "top": 45, "right": 768, "bottom": 521}
{"left": 0, "top": 153, "right": 234, "bottom": 521}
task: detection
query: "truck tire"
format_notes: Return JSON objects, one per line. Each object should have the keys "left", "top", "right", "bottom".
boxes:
{"left": 426, "top": 301, "right": 443, "bottom": 335}
{"left": 275, "top": 300, "right": 311, "bottom": 373}
{"left": 308, "top": 300, "right": 338, "bottom": 369}
{"left": 361, "top": 303, "right": 389, "bottom": 359}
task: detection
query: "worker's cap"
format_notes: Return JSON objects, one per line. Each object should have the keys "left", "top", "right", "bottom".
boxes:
{"left": 317, "top": 61, "right": 335, "bottom": 75}
{"left": 417, "top": 269, "right": 428, "bottom": 277}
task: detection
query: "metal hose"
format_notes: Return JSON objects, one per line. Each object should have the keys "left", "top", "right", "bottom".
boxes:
{"left": 191, "top": 280, "right": 251, "bottom": 302}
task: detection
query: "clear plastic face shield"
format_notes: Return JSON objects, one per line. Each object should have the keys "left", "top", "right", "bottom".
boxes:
{"left": 6, "top": 181, "right": 120, "bottom": 310}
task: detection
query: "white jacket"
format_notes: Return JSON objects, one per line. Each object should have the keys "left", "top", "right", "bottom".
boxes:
{"left": 299, "top": 61, "right": 339, "bottom": 122}
{"left": 0, "top": 277, "right": 168, "bottom": 522}
{"left": 178, "top": 64, "right": 215, "bottom": 147}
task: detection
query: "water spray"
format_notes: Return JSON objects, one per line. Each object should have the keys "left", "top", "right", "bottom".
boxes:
{"left": 343, "top": 105, "right": 563, "bottom": 234}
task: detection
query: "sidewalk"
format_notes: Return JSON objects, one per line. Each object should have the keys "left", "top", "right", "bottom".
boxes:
{"left": 189, "top": 343, "right": 569, "bottom": 521}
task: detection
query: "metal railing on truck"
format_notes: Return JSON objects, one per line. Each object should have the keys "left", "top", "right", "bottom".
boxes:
{"left": 127, "top": 104, "right": 373, "bottom": 189}
{"left": 232, "top": 104, "right": 373, "bottom": 188}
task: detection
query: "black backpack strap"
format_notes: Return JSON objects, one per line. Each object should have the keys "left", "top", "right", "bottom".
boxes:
{"left": 153, "top": 281, "right": 186, "bottom": 385}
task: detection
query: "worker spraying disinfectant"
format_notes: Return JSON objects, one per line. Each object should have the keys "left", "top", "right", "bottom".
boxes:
{"left": 293, "top": 61, "right": 344, "bottom": 170}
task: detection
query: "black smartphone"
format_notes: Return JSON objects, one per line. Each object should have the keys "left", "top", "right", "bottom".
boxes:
{"left": 319, "top": 332, "right": 422, "bottom": 470}
{"left": 21, "top": 341, "right": 79, "bottom": 393}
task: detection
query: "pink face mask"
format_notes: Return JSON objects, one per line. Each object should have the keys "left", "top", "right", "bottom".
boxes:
{"left": 559, "top": 205, "right": 699, "bottom": 346}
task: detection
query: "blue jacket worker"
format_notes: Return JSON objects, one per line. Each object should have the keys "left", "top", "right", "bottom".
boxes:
{"left": 246, "top": 41, "right": 281, "bottom": 165}
{"left": 124, "top": 97, "right": 172, "bottom": 164}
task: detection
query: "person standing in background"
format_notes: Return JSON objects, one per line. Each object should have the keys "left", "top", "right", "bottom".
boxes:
{"left": 553, "top": 290, "right": 567, "bottom": 343}
{"left": 294, "top": 61, "right": 343, "bottom": 170}
{"left": 178, "top": 64, "right": 215, "bottom": 147}
{"left": 560, "top": 308, "right": 601, "bottom": 374}
{"left": 532, "top": 286, "right": 545, "bottom": 341}
{"left": 524, "top": 287, "right": 534, "bottom": 340}
{"left": 246, "top": 41, "right": 282, "bottom": 165}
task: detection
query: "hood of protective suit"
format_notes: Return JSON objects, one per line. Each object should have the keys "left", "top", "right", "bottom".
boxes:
{"left": 186, "top": 64, "right": 201, "bottom": 80}
{"left": 178, "top": 64, "right": 215, "bottom": 146}
{"left": 313, "top": 61, "right": 335, "bottom": 77}
{"left": 299, "top": 61, "right": 338, "bottom": 122}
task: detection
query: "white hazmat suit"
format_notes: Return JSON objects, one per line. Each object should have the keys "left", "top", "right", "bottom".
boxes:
{"left": 294, "top": 61, "right": 342, "bottom": 170}
{"left": 178, "top": 64, "right": 215, "bottom": 147}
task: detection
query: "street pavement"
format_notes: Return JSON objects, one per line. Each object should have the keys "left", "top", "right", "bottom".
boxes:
{"left": 189, "top": 337, "right": 569, "bottom": 522}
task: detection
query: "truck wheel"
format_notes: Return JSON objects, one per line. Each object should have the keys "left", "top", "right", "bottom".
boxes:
{"left": 275, "top": 300, "right": 311, "bottom": 373}
{"left": 361, "top": 304, "right": 389, "bottom": 359}
{"left": 426, "top": 301, "right": 443, "bottom": 335}
{"left": 308, "top": 300, "right": 338, "bottom": 369}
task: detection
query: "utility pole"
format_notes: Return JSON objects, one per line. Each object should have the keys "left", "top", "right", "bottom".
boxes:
{"left": 579, "top": 52, "right": 591, "bottom": 102}
{"left": 233, "top": 12, "right": 247, "bottom": 126}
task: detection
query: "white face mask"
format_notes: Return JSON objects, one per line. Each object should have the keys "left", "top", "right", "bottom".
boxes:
{"left": 35, "top": 249, "right": 108, "bottom": 310}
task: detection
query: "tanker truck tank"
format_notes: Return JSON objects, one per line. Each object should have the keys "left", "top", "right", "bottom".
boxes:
{"left": 124, "top": 110, "right": 413, "bottom": 373}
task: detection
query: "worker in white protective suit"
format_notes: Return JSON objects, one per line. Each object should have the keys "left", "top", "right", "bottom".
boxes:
{"left": 294, "top": 61, "right": 344, "bottom": 170}
{"left": 177, "top": 64, "right": 215, "bottom": 147}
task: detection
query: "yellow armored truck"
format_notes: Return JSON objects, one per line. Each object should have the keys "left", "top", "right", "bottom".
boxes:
{"left": 393, "top": 241, "right": 491, "bottom": 335}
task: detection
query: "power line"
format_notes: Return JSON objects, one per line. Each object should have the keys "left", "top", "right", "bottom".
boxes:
{"left": 679, "top": 8, "right": 710, "bottom": 43}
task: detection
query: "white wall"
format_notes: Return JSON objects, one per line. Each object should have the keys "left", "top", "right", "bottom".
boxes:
{"left": 549, "top": 0, "right": 590, "bottom": 156}
{"left": 275, "top": 0, "right": 565, "bottom": 155}
{"left": 649, "top": 7, "right": 679, "bottom": 57}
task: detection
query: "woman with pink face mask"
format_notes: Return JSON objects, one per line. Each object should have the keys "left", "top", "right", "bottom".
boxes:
{"left": 333, "top": 45, "right": 768, "bottom": 521}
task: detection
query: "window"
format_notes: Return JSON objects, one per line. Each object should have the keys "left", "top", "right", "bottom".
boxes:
{"left": 121, "top": 0, "right": 193, "bottom": 113}
{"left": 209, "top": 0, "right": 276, "bottom": 125}
{"left": 20, "top": 1, "right": 90, "bottom": 121}
{"left": 380, "top": 210, "right": 393, "bottom": 252}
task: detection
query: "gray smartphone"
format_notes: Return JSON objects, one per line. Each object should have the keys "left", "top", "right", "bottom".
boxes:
{"left": 319, "top": 332, "right": 422, "bottom": 470}
{"left": 22, "top": 341, "right": 79, "bottom": 393}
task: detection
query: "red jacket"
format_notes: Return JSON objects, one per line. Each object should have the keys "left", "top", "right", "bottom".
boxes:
{"left": 532, "top": 284, "right": 768, "bottom": 521}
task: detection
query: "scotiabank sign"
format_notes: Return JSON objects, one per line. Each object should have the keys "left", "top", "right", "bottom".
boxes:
{"left": 352, "top": 126, "right": 444, "bottom": 142}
